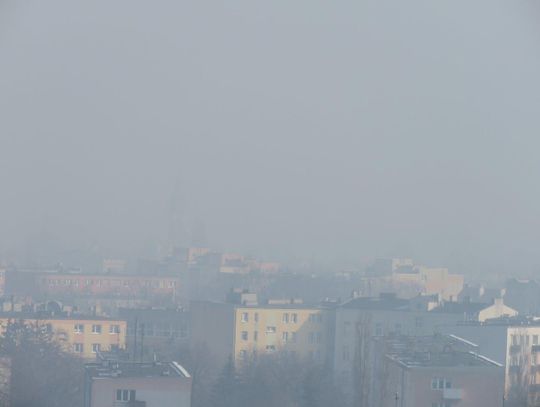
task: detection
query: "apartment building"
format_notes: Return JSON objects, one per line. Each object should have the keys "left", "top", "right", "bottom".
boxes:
{"left": 0, "top": 314, "right": 127, "bottom": 359}
{"left": 190, "top": 300, "right": 333, "bottom": 368}
{"left": 367, "top": 259, "right": 464, "bottom": 301}
{"left": 389, "top": 265, "right": 464, "bottom": 301}
{"left": 84, "top": 359, "right": 192, "bottom": 407}
{"left": 441, "top": 318, "right": 540, "bottom": 405}
{"left": 332, "top": 293, "right": 475, "bottom": 396}
{"left": 370, "top": 335, "right": 504, "bottom": 407}
{"left": 6, "top": 269, "right": 180, "bottom": 302}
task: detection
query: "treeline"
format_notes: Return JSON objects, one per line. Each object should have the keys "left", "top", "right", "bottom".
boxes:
{"left": 180, "top": 349, "right": 348, "bottom": 407}
{"left": 0, "top": 321, "right": 84, "bottom": 407}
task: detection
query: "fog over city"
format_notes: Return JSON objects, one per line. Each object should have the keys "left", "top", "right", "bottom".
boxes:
{"left": 3, "top": 2, "right": 540, "bottom": 407}
{"left": 2, "top": 1, "right": 540, "bottom": 272}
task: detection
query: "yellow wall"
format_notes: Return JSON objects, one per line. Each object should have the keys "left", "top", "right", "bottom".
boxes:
{"left": 233, "top": 307, "right": 330, "bottom": 364}
{"left": 0, "top": 317, "right": 127, "bottom": 359}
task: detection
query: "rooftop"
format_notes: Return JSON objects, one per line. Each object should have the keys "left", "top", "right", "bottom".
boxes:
{"left": 0, "top": 311, "right": 123, "bottom": 321}
{"left": 85, "top": 360, "right": 191, "bottom": 379}
{"left": 340, "top": 294, "right": 409, "bottom": 311}
{"left": 377, "top": 335, "right": 502, "bottom": 369}
{"left": 192, "top": 299, "right": 329, "bottom": 310}
{"left": 431, "top": 301, "right": 488, "bottom": 314}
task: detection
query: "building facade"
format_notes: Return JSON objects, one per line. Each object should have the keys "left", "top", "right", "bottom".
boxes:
{"left": 371, "top": 336, "right": 504, "bottom": 407}
{"left": 6, "top": 269, "right": 180, "bottom": 302}
{"left": 0, "top": 314, "right": 127, "bottom": 359}
{"left": 190, "top": 300, "right": 334, "bottom": 368}
{"left": 84, "top": 360, "right": 192, "bottom": 407}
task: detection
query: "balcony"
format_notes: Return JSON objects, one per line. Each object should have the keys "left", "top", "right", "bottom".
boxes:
{"left": 510, "top": 345, "right": 522, "bottom": 354}
{"left": 443, "top": 388, "right": 462, "bottom": 400}
{"left": 113, "top": 402, "right": 146, "bottom": 407}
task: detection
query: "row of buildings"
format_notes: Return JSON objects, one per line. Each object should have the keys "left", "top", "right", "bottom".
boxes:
{"left": 3, "top": 253, "right": 540, "bottom": 406}
{"left": 189, "top": 290, "right": 526, "bottom": 407}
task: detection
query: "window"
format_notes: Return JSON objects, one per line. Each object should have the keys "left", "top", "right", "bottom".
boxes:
{"left": 92, "top": 343, "right": 101, "bottom": 353}
{"left": 375, "top": 323, "right": 383, "bottom": 336}
{"left": 266, "top": 345, "right": 276, "bottom": 352}
{"left": 317, "top": 314, "right": 323, "bottom": 323}
{"left": 282, "top": 332, "right": 289, "bottom": 342}
{"left": 316, "top": 332, "right": 322, "bottom": 343}
{"left": 512, "top": 334, "right": 518, "bottom": 345}
{"left": 309, "top": 314, "right": 317, "bottom": 323}
{"left": 241, "top": 312, "right": 249, "bottom": 323}
{"left": 266, "top": 326, "right": 276, "bottom": 334}
{"left": 254, "top": 331, "right": 258, "bottom": 342}
{"left": 109, "top": 325, "right": 120, "bottom": 334}
{"left": 291, "top": 332, "right": 297, "bottom": 343}
{"left": 241, "top": 331, "right": 248, "bottom": 341}
{"left": 73, "top": 343, "right": 84, "bottom": 353}
{"left": 291, "top": 313, "right": 298, "bottom": 323}
{"left": 527, "top": 335, "right": 530, "bottom": 346}
{"left": 431, "top": 378, "right": 451, "bottom": 390}
{"left": 343, "top": 322, "right": 351, "bottom": 335}
{"left": 116, "top": 389, "right": 136, "bottom": 402}
{"left": 342, "top": 345, "right": 350, "bottom": 361}
{"left": 308, "top": 332, "right": 315, "bottom": 344}
{"left": 110, "top": 344, "right": 120, "bottom": 352}
{"left": 534, "top": 335, "right": 539, "bottom": 345}
{"left": 239, "top": 350, "right": 247, "bottom": 359}
{"left": 254, "top": 313, "right": 259, "bottom": 323}
{"left": 282, "top": 313, "right": 289, "bottom": 323}
{"left": 92, "top": 324, "right": 102, "bottom": 334}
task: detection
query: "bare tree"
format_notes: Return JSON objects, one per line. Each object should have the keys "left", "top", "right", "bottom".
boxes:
{"left": 175, "top": 343, "right": 221, "bottom": 407}
{"left": 0, "top": 319, "right": 84, "bottom": 407}
{"left": 352, "top": 314, "right": 373, "bottom": 407}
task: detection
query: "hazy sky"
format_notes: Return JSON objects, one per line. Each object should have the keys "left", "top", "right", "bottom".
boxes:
{"left": 1, "top": 0, "right": 540, "bottom": 274}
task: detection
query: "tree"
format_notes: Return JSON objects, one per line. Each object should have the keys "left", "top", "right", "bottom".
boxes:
{"left": 352, "top": 314, "right": 373, "bottom": 407}
{"left": 210, "top": 356, "right": 240, "bottom": 407}
{"left": 0, "top": 319, "right": 84, "bottom": 407}
{"left": 174, "top": 342, "right": 221, "bottom": 407}
{"left": 300, "top": 362, "right": 346, "bottom": 407}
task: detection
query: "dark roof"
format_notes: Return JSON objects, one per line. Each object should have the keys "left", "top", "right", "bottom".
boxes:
{"left": 340, "top": 296, "right": 409, "bottom": 311}
{"left": 85, "top": 361, "right": 190, "bottom": 379}
{"left": 192, "top": 300, "right": 329, "bottom": 310}
{"left": 431, "top": 301, "right": 488, "bottom": 314}
{"left": 0, "top": 312, "right": 123, "bottom": 321}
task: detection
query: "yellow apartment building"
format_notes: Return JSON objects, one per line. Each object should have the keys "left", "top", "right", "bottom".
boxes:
{"left": 0, "top": 315, "right": 127, "bottom": 359}
{"left": 190, "top": 301, "right": 333, "bottom": 368}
